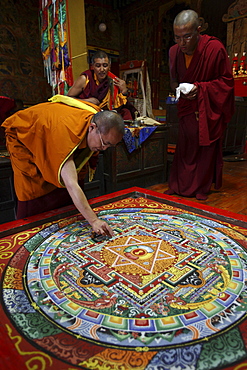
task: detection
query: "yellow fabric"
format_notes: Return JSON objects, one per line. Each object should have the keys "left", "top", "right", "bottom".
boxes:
{"left": 49, "top": 94, "right": 98, "bottom": 113}
{"left": 99, "top": 90, "right": 127, "bottom": 110}
{"left": 88, "top": 167, "right": 96, "bottom": 182}
{"left": 2, "top": 101, "right": 100, "bottom": 201}
{"left": 114, "top": 92, "right": 127, "bottom": 109}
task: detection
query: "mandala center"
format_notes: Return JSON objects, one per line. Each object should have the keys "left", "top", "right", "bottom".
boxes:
{"left": 101, "top": 235, "right": 177, "bottom": 275}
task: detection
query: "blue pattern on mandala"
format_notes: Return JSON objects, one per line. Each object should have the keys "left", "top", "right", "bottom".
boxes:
{"left": 118, "top": 208, "right": 143, "bottom": 213}
{"left": 180, "top": 215, "right": 226, "bottom": 229}
{"left": 3, "top": 289, "right": 35, "bottom": 313}
{"left": 39, "top": 223, "right": 59, "bottom": 237}
{"left": 146, "top": 344, "right": 202, "bottom": 370}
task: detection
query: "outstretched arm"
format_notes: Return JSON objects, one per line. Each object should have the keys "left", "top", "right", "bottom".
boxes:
{"left": 61, "top": 155, "right": 113, "bottom": 236}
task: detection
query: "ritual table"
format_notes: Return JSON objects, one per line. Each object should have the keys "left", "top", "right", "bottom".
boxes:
{"left": 0, "top": 187, "right": 247, "bottom": 370}
{"left": 103, "top": 125, "right": 169, "bottom": 194}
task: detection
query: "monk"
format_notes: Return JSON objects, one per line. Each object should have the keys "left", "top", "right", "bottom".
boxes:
{"left": 2, "top": 98, "right": 125, "bottom": 236}
{"left": 67, "top": 50, "right": 137, "bottom": 120}
{"left": 165, "top": 10, "right": 234, "bottom": 200}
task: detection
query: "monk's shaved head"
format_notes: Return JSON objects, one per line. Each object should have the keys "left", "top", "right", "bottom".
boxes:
{"left": 174, "top": 10, "right": 200, "bottom": 29}
{"left": 173, "top": 9, "right": 201, "bottom": 55}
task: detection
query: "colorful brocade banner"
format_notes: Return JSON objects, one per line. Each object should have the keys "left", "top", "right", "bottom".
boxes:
{"left": 39, "top": 0, "right": 73, "bottom": 95}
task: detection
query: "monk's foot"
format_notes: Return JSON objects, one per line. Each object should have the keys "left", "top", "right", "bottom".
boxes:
{"left": 164, "top": 189, "right": 175, "bottom": 195}
{"left": 196, "top": 193, "right": 208, "bottom": 200}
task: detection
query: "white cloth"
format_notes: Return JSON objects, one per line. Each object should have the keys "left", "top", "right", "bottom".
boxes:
{"left": 137, "top": 116, "right": 163, "bottom": 126}
{"left": 176, "top": 83, "right": 194, "bottom": 100}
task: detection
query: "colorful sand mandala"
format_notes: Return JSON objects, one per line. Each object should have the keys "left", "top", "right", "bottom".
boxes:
{"left": 1, "top": 195, "right": 247, "bottom": 369}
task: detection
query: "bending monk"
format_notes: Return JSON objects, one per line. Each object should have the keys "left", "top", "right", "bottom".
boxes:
{"left": 2, "top": 99, "right": 125, "bottom": 236}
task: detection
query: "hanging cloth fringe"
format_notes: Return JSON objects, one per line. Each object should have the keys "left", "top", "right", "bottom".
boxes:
{"left": 39, "top": 0, "right": 73, "bottom": 95}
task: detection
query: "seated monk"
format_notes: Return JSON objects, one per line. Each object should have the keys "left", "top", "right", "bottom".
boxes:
{"left": 67, "top": 50, "right": 137, "bottom": 120}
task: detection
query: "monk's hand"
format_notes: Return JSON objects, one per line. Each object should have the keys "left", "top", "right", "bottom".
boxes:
{"left": 91, "top": 218, "right": 114, "bottom": 237}
{"left": 113, "top": 77, "right": 127, "bottom": 95}
{"left": 182, "top": 85, "right": 198, "bottom": 100}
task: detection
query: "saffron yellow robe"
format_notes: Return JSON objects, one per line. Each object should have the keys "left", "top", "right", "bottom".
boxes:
{"left": 2, "top": 101, "right": 100, "bottom": 201}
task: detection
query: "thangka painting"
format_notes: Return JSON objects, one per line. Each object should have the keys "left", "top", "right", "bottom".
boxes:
{"left": 0, "top": 188, "right": 247, "bottom": 370}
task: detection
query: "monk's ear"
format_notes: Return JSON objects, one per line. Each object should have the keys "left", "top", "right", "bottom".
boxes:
{"left": 197, "top": 25, "right": 202, "bottom": 33}
{"left": 89, "top": 122, "right": 96, "bottom": 132}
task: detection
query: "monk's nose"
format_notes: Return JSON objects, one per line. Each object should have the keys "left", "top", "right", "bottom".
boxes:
{"left": 179, "top": 38, "right": 186, "bottom": 46}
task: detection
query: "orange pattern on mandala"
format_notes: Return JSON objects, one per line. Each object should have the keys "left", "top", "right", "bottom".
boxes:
{"left": 79, "top": 347, "right": 156, "bottom": 369}
{"left": 93, "top": 197, "right": 198, "bottom": 216}
{"left": 3, "top": 266, "right": 23, "bottom": 289}
{"left": 217, "top": 227, "right": 247, "bottom": 239}
{"left": 58, "top": 216, "right": 80, "bottom": 229}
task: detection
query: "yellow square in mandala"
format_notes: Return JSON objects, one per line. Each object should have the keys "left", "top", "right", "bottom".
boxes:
{"left": 53, "top": 240, "right": 61, "bottom": 246}
{"left": 67, "top": 302, "right": 80, "bottom": 311}
{"left": 203, "top": 302, "right": 217, "bottom": 312}
{"left": 197, "top": 228, "right": 206, "bottom": 234}
{"left": 228, "top": 281, "right": 238, "bottom": 290}
{"left": 230, "top": 259, "right": 239, "bottom": 266}
{"left": 160, "top": 316, "right": 177, "bottom": 325}
{"left": 46, "top": 279, "right": 55, "bottom": 288}
{"left": 109, "top": 316, "right": 124, "bottom": 324}
{"left": 218, "top": 241, "right": 227, "bottom": 248}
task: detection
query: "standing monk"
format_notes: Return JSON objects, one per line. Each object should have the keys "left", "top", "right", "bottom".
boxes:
{"left": 166, "top": 10, "right": 234, "bottom": 200}
{"left": 67, "top": 50, "right": 137, "bottom": 120}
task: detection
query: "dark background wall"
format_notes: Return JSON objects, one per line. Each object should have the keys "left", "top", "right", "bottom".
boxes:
{"left": 0, "top": 0, "right": 52, "bottom": 105}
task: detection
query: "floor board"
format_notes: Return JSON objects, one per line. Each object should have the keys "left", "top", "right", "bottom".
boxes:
{"left": 147, "top": 154, "right": 247, "bottom": 215}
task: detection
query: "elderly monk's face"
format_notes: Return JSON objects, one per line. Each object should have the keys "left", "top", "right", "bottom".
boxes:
{"left": 173, "top": 23, "right": 200, "bottom": 55}
{"left": 92, "top": 57, "right": 110, "bottom": 83}
{"left": 87, "top": 122, "right": 123, "bottom": 152}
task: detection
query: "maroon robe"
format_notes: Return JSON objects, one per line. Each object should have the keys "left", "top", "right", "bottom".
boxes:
{"left": 168, "top": 35, "right": 234, "bottom": 198}
{"left": 79, "top": 70, "right": 110, "bottom": 103}
{"left": 78, "top": 70, "right": 137, "bottom": 120}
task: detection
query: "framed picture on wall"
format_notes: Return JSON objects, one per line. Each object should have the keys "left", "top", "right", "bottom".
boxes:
{"left": 120, "top": 60, "right": 146, "bottom": 99}
{"left": 120, "top": 60, "right": 148, "bottom": 116}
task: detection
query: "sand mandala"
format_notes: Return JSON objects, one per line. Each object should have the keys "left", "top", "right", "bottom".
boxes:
{"left": 1, "top": 195, "right": 247, "bottom": 369}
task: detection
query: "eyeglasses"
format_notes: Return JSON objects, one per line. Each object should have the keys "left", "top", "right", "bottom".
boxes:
{"left": 95, "top": 123, "right": 115, "bottom": 149}
{"left": 174, "top": 33, "right": 195, "bottom": 43}
{"left": 98, "top": 129, "right": 108, "bottom": 149}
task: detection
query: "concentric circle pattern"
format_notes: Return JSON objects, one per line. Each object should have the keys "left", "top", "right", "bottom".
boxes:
{"left": 2, "top": 197, "right": 247, "bottom": 369}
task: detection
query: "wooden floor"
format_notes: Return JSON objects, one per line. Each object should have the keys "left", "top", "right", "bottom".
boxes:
{"left": 147, "top": 153, "right": 247, "bottom": 216}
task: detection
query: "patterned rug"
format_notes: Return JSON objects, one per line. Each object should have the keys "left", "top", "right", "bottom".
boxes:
{"left": 0, "top": 187, "right": 247, "bottom": 370}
